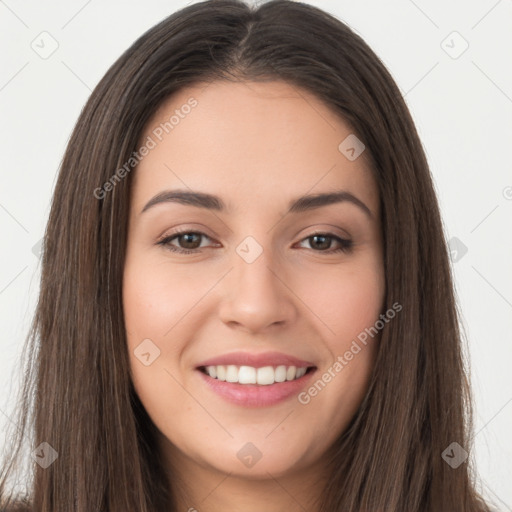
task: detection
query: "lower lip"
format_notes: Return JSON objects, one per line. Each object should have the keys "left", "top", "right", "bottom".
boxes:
{"left": 196, "top": 368, "right": 317, "bottom": 407}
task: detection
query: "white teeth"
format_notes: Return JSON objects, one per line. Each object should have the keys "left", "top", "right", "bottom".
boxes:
{"left": 274, "top": 365, "right": 287, "bottom": 382}
{"left": 202, "top": 364, "right": 311, "bottom": 384}
{"left": 296, "top": 367, "right": 307, "bottom": 378}
{"left": 216, "top": 365, "right": 226, "bottom": 381}
{"left": 226, "top": 365, "right": 239, "bottom": 382}
{"left": 238, "top": 366, "right": 256, "bottom": 384}
{"left": 257, "top": 366, "right": 275, "bottom": 385}
{"left": 286, "top": 366, "right": 296, "bottom": 380}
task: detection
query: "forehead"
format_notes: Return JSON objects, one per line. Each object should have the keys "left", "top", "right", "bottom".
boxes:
{"left": 132, "top": 80, "right": 379, "bottom": 218}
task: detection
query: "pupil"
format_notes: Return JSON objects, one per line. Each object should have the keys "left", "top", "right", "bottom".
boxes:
{"left": 312, "top": 235, "right": 330, "bottom": 250}
{"left": 182, "top": 233, "right": 199, "bottom": 248}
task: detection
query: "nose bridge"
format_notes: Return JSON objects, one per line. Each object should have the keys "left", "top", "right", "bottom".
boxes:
{"left": 235, "top": 240, "right": 278, "bottom": 291}
{"left": 218, "top": 234, "right": 296, "bottom": 332}
{"left": 233, "top": 234, "right": 284, "bottom": 301}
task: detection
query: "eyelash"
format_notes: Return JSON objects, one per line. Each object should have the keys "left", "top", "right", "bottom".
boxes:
{"left": 156, "top": 229, "right": 353, "bottom": 255}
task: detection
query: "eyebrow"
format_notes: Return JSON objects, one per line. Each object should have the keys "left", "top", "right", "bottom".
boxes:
{"left": 140, "top": 188, "right": 373, "bottom": 218}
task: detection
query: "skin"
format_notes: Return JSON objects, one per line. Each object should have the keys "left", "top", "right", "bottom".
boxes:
{"left": 123, "top": 80, "right": 385, "bottom": 512}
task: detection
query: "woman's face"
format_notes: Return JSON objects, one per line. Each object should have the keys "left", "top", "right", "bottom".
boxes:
{"left": 123, "top": 80, "right": 385, "bottom": 482}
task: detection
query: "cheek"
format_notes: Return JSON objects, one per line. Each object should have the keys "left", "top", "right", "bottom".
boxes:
{"left": 301, "top": 256, "right": 385, "bottom": 344}
{"left": 122, "top": 257, "right": 197, "bottom": 342}
{"left": 297, "top": 256, "right": 384, "bottom": 407}
{"left": 123, "top": 264, "right": 191, "bottom": 429}
{"left": 122, "top": 258, "right": 182, "bottom": 390}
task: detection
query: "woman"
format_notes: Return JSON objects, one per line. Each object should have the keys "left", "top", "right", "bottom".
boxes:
{"left": 0, "top": 0, "right": 497, "bottom": 510}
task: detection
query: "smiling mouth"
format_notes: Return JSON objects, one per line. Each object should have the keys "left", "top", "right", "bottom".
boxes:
{"left": 198, "top": 364, "right": 316, "bottom": 385}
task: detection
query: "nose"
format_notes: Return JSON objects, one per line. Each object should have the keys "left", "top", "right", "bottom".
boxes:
{"left": 218, "top": 245, "right": 297, "bottom": 334}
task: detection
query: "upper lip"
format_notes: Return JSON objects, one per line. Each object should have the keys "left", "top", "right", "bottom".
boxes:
{"left": 195, "top": 351, "right": 316, "bottom": 369}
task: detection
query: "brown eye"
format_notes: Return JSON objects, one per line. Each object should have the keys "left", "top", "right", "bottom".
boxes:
{"left": 298, "top": 233, "right": 353, "bottom": 254}
{"left": 175, "top": 232, "right": 202, "bottom": 249}
{"left": 157, "top": 231, "right": 214, "bottom": 254}
{"left": 156, "top": 230, "right": 353, "bottom": 255}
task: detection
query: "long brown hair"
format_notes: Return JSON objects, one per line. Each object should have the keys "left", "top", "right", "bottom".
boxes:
{"left": 0, "top": 0, "right": 497, "bottom": 510}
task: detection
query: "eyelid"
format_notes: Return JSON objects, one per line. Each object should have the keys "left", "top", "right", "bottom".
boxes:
{"left": 295, "top": 223, "right": 352, "bottom": 241}
{"left": 156, "top": 225, "right": 351, "bottom": 245}
{"left": 156, "top": 228, "right": 218, "bottom": 248}
{"left": 156, "top": 224, "right": 216, "bottom": 242}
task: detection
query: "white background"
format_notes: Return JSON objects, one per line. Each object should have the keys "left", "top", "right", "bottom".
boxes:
{"left": 0, "top": 0, "right": 511, "bottom": 509}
